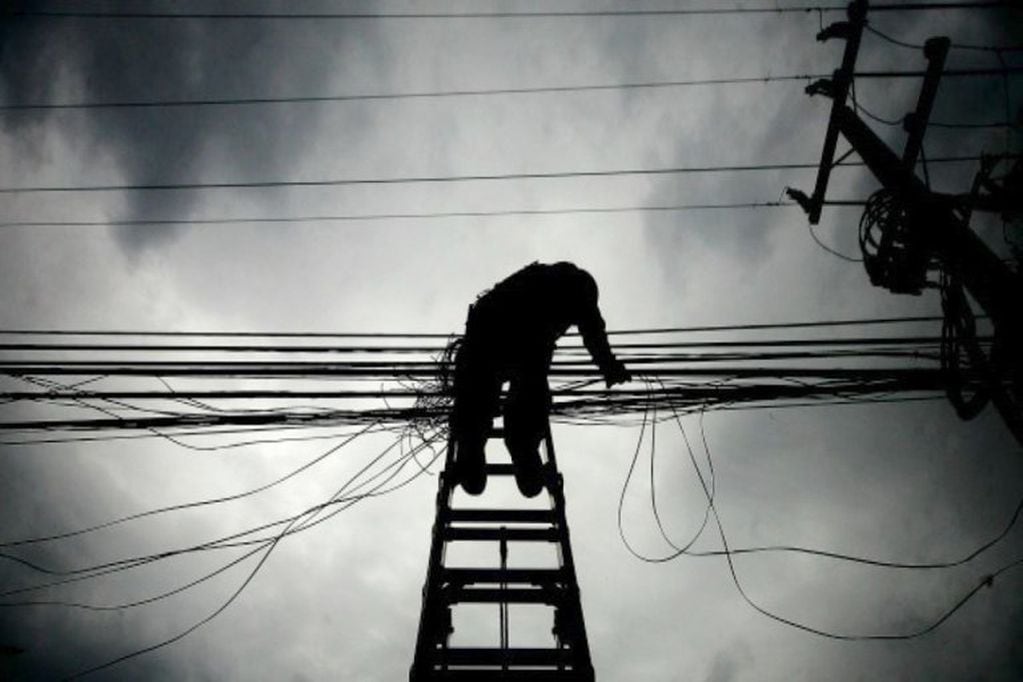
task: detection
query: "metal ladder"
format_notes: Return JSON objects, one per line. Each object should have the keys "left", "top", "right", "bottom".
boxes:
{"left": 409, "top": 422, "right": 594, "bottom": 681}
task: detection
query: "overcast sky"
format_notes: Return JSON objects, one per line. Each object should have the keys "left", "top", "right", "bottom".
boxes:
{"left": 1, "top": 1, "right": 1022, "bottom": 680}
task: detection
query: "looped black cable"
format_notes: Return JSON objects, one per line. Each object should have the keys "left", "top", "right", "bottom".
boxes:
{"left": 940, "top": 270, "right": 989, "bottom": 420}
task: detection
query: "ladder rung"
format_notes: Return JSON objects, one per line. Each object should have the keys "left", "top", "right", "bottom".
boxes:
{"left": 449, "top": 586, "right": 555, "bottom": 604}
{"left": 443, "top": 567, "right": 565, "bottom": 586}
{"left": 437, "top": 647, "right": 577, "bottom": 666}
{"left": 443, "top": 527, "right": 559, "bottom": 542}
{"left": 447, "top": 508, "right": 555, "bottom": 524}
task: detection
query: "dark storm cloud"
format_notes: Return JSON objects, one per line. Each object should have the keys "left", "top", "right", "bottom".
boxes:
{"left": 0, "top": 2, "right": 382, "bottom": 252}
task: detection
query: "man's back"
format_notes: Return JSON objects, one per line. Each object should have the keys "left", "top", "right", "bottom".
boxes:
{"left": 467, "top": 262, "right": 602, "bottom": 362}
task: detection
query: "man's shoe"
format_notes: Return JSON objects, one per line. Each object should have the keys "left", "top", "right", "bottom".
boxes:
{"left": 506, "top": 436, "right": 544, "bottom": 498}
{"left": 456, "top": 436, "right": 487, "bottom": 495}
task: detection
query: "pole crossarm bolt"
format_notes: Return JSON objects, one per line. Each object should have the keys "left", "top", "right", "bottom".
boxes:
{"left": 817, "top": 21, "right": 856, "bottom": 43}
{"left": 806, "top": 78, "right": 837, "bottom": 98}
{"left": 785, "top": 187, "right": 814, "bottom": 215}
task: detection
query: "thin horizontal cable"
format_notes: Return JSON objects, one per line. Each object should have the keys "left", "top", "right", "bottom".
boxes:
{"left": 0, "top": 66, "right": 1011, "bottom": 112}
{"left": 931, "top": 120, "right": 1018, "bottom": 130}
{"left": 0, "top": 75, "right": 829, "bottom": 112}
{"left": 0, "top": 156, "right": 996, "bottom": 195}
{"left": 0, "top": 351, "right": 950, "bottom": 376}
{"left": 0, "top": 349, "right": 945, "bottom": 370}
{"left": 0, "top": 201, "right": 870, "bottom": 229}
{"left": 0, "top": 335, "right": 954, "bottom": 354}
{"left": 866, "top": 1, "right": 1012, "bottom": 8}
{"left": 855, "top": 66, "right": 1023, "bottom": 79}
{"left": 857, "top": 102, "right": 1016, "bottom": 130}
{"left": 0, "top": 165, "right": 827, "bottom": 194}
{"left": 8, "top": 3, "right": 1009, "bottom": 19}
{"left": 0, "top": 316, "right": 948, "bottom": 339}
{"left": 0, "top": 364, "right": 952, "bottom": 378}
{"left": 866, "top": 24, "right": 1023, "bottom": 53}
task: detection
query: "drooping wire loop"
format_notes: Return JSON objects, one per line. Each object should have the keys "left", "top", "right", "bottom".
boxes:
{"left": 940, "top": 269, "right": 989, "bottom": 420}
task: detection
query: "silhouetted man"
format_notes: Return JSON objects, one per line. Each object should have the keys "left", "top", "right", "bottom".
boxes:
{"left": 451, "top": 262, "right": 631, "bottom": 497}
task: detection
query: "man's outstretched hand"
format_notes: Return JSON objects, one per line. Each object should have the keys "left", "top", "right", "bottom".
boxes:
{"left": 604, "top": 358, "right": 631, "bottom": 388}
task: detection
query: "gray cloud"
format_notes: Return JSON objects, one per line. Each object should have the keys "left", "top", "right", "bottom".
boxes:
{"left": 1, "top": 3, "right": 383, "bottom": 253}
{"left": 1, "top": 5, "right": 1022, "bottom": 681}
{"left": 704, "top": 641, "right": 753, "bottom": 682}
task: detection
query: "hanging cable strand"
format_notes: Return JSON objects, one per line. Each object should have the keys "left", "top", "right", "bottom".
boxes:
{"left": 0, "top": 427, "right": 443, "bottom": 591}
{"left": 57, "top": 427, "right": 443, "bottom": 680}
{"left": 2, "top": 317, "right": 1016, "bottom": 678}
{"left": 616, "top": 401, "right": 1023, "bottom": 640}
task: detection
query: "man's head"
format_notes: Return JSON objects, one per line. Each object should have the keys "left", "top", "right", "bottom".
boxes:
{"left": 550, "top": 261, "right": 599, "bottom": 308}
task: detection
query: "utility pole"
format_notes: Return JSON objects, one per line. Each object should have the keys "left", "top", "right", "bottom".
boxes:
{"left": 787, "top": 0, "right": 1023, "bottom": 442}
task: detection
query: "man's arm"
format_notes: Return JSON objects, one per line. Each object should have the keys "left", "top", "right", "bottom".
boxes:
{"left": 577, "top": 308, "right": 631, "bottom": 388}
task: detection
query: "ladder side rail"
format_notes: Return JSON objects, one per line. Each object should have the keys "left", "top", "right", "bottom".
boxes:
{"left": 410, "top": 433, "right": 458, "bottom": 680}
{"left": 543, "top": 426, "right": 595, "bottom": 680}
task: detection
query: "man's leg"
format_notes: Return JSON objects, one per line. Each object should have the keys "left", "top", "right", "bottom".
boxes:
{"left": 451, "top": 344, "right": 499, "bottom": 495}
{"left": 504, "top": 371, "right": 551, "bottom": 498}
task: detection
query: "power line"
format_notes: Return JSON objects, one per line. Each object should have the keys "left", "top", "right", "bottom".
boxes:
{"left": 0, "top": 163, "right": 839, "bottom": 194}
{"left": 0, "top": 200, "right": 872, "bottom": 229}
{"left": 1, "top": 395, "right": 949, "bottom": 446}
{"left": 0, "top": 384, "right": 949, "bottom": 433}
{"left": 3, "top": 66, "right": 1012, "bottom": 112}
{"left": 8, "top": 3, "right": 1011, "bottom": 20}
{"left": 0, "top": 364, "right": 955, "bottom": 379}
{"left": 857, "top": 101, "right": 1016, "bottom": 130}
{"left": 0, "top": 75, "right": 832, "bottom": 112}
{"left": 855, "top": 67, "right": 1023, "bottom": 79}
{"left": 0, "top": 324, "right": 956, "bottom": 438}
{"left": 0, "top": 334, "right": 954, "bottom": 354}
{"left": 866, "top": 24, "right": 1023, "bottom": 53}
{"left": 0, "top": 371, "right": 953, "bottom": 400}
{"left": 0, "top": 156, "right": 998, "bottom": 195}
{"left": 0, "top": 315, "right": 950, "bottom": 339}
